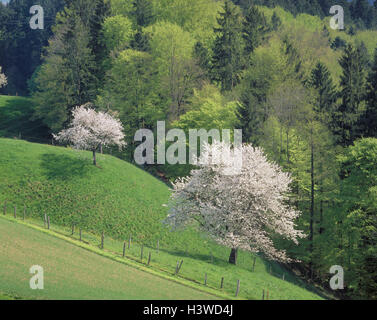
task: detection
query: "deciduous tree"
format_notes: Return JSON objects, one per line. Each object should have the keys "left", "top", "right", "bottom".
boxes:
{"left": 54, "top": 104, "right": 126, "bottom": 166}
{"left": 164, "top": 141, "right": 305, "bottom": 264}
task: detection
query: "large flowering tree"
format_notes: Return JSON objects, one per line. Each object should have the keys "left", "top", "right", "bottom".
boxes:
{"left": 164, "top": 141, "right": 305, "bottom": 264}
{"left": 0, "top": 66, "right": 7, "bottom": 88}
{"left": 54, "top": 104, "right": 126, "bottom": 165}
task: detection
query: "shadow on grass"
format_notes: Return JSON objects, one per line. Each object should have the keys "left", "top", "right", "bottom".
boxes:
{"left": 39, "top": 153, "right": 92, "bottom": 181}
{"left": 260, "top": 259, "right": 330, "bottom": 299}
{"left": 0, "top": 96, "right": 50, "bottom": 140}
{"left": 161, "top": 248, "right": 234, "bottom": 269}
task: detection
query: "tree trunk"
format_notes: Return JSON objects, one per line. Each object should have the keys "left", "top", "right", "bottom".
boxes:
{"left": 93, "top": 150, "right": 97, "bottom": 166}
{"left": 309, "top": 133, "right": 315, "bottom": 279}
{"left": 229, "top": 248, "right": 238, "bottom": 265}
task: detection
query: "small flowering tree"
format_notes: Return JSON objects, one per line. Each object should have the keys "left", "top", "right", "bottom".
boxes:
{"left": 54, "top": 103, "right": 126, "bottom": 166}
{"left": 0, "top": 66, "right": 7, "bottom": 88}
{"left": 164, "top": 141, "right": 305, "bottom": 264}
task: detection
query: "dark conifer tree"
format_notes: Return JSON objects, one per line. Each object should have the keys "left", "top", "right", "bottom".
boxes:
{"left": 211, "top": 0, "right": 244, "bottom": 92}
{"left": 130, "top": 29, "right": 151, "bottom": 52}
{"left": 309, "top": 61, "right": 337, "bottom": 119}
{"left": 193, "top": 42, "right": 211, "bottom": 77}
{"left": 270, "top": 11, "right": 282, "bottom": 31}
{"left": 334, "top": 44, "right": 367, "bottom": 145}
{"left": 242, "top": 5, "right": 268, "bottom": 55}
{"left": 32, "top": 0, "right": 101, "bottom": 131}
{"left": 359, "top": 47, "right": 377, "bottom": 137}
{"left": 132, "top": 0, "right": 155, "bottom": 28}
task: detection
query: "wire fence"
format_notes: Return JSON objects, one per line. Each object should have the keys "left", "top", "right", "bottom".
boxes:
{"left": 1, "top": 201, "right": 293, "bottom": 300}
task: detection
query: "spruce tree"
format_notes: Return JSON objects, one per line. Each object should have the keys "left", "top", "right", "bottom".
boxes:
{"left": 270, "top": 11, "right": 282, "bottom": 31}
{"left": 130, "top": 29, "right": 151, "bottom": 52}
{"left": 33, "top": 0, "right": 100, "bottom": 131}
{"left": 132, "top": 0, "right": 155, "bottom": 28}
{"left": 211, "top": 0, "right": 244, "bottom": 92}
{"left": 194, "top": 42, "right": 211, "bottom": 77}
{"left": 309, "top": 61, "right": 337, "bottom": 118}
{"left": 335, "top": 44, "right": 367, "bottom": 146}
{"left": 360, "top": 47, "right": 377, "bottom": 137}
{"left": 89, "top": 0, "right": 111, "bottom": 82}
{"left": 130, "top": 0, "right": 154, "bottom": 53}
{"left": 352, "top": 0, "right": 370, "bottom": 28}
{"left": 242, "top": 5, "right": 268, "bottom": 55}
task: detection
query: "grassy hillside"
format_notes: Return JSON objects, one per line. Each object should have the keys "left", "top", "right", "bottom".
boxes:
{"left": 0, "top": 137, "right": 173, "bottom": 246}
{"left": 0, "top": 95, "right": 49, "bottom": 142}
{"left": 0, "top": 138, "right": 325, "bottom": 300}
{"left": 0, "top": 217, "right": 217, "bottom": 300}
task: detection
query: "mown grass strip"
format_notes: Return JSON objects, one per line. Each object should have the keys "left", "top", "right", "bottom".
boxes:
{"left": 0, "top": 215, "right": 236, "bottom": 300}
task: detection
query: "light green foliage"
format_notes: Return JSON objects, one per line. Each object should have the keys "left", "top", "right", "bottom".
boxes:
{"left": 144, "top": 21, "right": 199, "bottom": 119}
{"left": 173, "top": 84, "right": 238, "bottom": 131}
{"left": 145, "top": 21, "right": 195, "bottom": 76}
{"left": 151, "top": 0, "right": 221, "bottom": 46}
{"left": 334, "top": 138, "right": 377, "bottom": 298}
{"left": 98, "top": 49, "right": 163, "bottom": 151}
{"left": 110, "top": 0, "right": 134, "bottom": 16}
{"left": 102, "top": 15, "right": 135, "bottom": 51}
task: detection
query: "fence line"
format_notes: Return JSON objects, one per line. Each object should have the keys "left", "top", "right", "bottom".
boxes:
{"left": 1, "top": 202, "right": 294, "bottom": 299}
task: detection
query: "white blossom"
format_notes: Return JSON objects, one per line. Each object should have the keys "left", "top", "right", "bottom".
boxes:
{"left": 0, "top": 66, "right": 7, "bottom": 88}
{"left": 54, "top": 103, "right": 126, "bottom": 165}
{"left": 164, "top": 141, "right": 305, "bottom": 262}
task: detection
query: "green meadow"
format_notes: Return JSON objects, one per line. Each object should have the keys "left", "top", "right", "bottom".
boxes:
{"left": 0, "top": 137, "right": 325, "bottom": 300}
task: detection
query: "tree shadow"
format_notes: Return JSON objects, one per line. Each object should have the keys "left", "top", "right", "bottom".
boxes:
{"left": 39, "top": 153, "right": 92, "bottom": 181}
{"left": 160, "top": 248, "right": 231, "bottom": 268}
{"left": 260, "top": 259, "right": 330, "bottom": 299}
{"left": 0, "top": 96, "right": 50, "bottom": 139}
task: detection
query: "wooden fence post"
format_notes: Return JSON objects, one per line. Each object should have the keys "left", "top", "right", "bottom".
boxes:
{"left": 79, "top": 228, "right": 82, "bottom": 241}
{"left": 175, "top": 260, "right": 183, "bottom": 275}
{"left": 23, "top": 205, "right": 26, "bottom": 220}
{"left": 101, "top": 232, "right": 104, "bottom": 249}
{"left": 148, "top": 252, "right": 151, "bottom": 266}
{"left": 220, "top": 277, "right": 224, "bottom": 289}
{"left": 44, "top": 213, "right": 47, "bottom": 228}
{"left": 267, "top": 289, "right": 269, "bottom": 300}
{"left": 282, "top": 273, "right": 285, "bottom": 281}
{"left": 235, "top": 280, "right": 240, "bottom": 297}
{"left": 3, "top": 201, "right": 6, "bottom": 215}
{"left": 252, "top": 257, "right": 256, "bottom": 272}
{"left": 47, "top": 216, "right": 50, "bottom": 229}
{"left": 71, "top": 224, "right": 75, "bottom": 235}
{"left": 204, "top": 273, "right": 207, "bottom": 286}
{"left": 262, "top": 289, "right": 265, "bottom": 300}
{"left": 14, "top": 206, "right": 16, "bottom": 219}
{"left": 141, "top": 245, "right": 144, "bottom": 261}
{"left": 123, "top": 241, "right": 126, "bottom": 257}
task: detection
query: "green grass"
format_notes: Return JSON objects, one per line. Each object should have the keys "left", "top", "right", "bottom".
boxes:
{"left": 0, "top": 95, "right": 49, "bottom": 142}
{"left": 0, "top": 292, "right": 14, "bottom": 300}
{"left": 0, "top": 217, "right": 218, "bottom": 300}
{"left": 0, "top": 138, "right": 325, "bottom": 300}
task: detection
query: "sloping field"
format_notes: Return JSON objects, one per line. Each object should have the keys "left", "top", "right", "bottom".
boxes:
{"left": 0, "top": 218, "right": 217, "bottom": 300}
{"left": 0, "top": 138, "right": 325, "bottom": 300}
